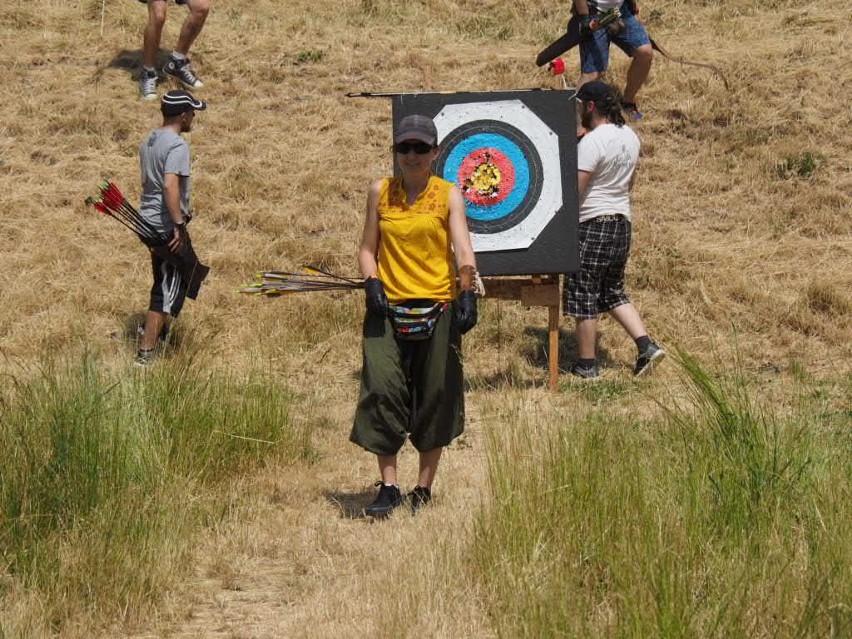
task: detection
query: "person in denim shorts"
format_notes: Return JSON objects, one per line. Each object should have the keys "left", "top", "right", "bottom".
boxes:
{"left": 574, "top": 0, "right": 653, "bottom": 119}
{"left": 137, "top": 0, "right": 211, "bottom": 100}
{"left": 563, "top": 81, "right": 664, "bottom": 378}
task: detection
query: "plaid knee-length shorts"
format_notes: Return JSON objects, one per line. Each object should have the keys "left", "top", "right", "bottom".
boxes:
{"left": 563, "top": 215, "right": 632, "bottom": 319}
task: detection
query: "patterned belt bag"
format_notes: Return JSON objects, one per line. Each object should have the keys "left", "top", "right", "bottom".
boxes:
{"left": 388, "top": 300, "right": 449, "bottom": 341}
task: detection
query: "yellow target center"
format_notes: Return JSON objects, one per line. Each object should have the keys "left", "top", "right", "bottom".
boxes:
{"left": 468, "top": 162, "right": 502, "bottom": 196}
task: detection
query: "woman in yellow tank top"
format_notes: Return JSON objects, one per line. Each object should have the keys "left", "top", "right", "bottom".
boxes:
{"left": 350, "top": 114, "right": 478, "bottom": 518}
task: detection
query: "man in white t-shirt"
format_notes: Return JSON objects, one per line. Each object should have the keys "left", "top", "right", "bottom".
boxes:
{"left": 563, "top": 80, "right": 664, "bottom": 378}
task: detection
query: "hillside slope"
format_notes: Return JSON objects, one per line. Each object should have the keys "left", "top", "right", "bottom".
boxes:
{"left": 0, "top": 0, "right": 849, "bottom": 636}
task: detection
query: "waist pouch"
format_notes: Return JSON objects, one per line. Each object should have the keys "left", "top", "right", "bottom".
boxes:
{"left": 388, "top": 300, "right": 449, "bottom": 341}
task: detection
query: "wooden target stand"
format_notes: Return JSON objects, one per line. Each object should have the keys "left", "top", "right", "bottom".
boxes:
{"left": 482, "top": 274, "right": 561, "bottom": 390}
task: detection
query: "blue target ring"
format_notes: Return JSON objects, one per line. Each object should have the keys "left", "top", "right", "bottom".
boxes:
{"left": 435, "top": 120, "right": 543, "bottom": 235}
{"left": 442, "top": 133, "right": 530, "bottom": 222}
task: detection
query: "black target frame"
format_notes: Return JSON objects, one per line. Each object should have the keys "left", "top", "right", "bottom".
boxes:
{"left": 392, "top": 90, "right": 579, "bottom": 276}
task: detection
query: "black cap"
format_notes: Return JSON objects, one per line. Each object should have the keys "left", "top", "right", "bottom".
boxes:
{"left": 161, "top": 90, "right": 207, "bottom": 117}
{"left": 394, "top": 115, "right": 438, "bottom": 146}
{"left": 575, "top": 80, "right": 617, "bottom": 104}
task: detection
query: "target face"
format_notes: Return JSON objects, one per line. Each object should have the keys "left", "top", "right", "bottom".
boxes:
{"left": 434, "top": 100, "right": 562, "bottom": 252}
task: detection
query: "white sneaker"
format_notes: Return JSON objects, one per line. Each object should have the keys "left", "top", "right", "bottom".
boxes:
{"left": 139, "top": 68, "right": 158, "bottom": 100}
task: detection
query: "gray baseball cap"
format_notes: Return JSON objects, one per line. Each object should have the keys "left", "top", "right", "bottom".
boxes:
{"left": 394, "top": 115, "right": 438, "bottom": 145}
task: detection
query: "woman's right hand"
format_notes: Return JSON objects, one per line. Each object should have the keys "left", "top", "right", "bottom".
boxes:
{"left": 364, "top": 277, "right": 389, "bottom": 315}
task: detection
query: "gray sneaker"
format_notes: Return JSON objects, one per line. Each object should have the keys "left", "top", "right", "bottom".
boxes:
{"left": 634, "top": 343, "right": 665, "bottom": 377}
{"left": 139, "top": 68, "right": 158, "bottom": 100}
{"left": 134, "top": 348, "right": 157, "bottom": 367}
{"left": 163, "top": 56, "right": 203, "bottom": 89}
{"left": 570, "top": 362, "right": 600, "bottom": 379}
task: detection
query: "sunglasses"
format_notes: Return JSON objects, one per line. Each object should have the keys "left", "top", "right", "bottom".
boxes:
{"left": 394, "top": 141, "right": 435, "bottom": 155}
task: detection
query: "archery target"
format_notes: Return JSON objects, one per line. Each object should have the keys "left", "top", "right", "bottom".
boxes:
{"left": 434, "top": 100, "right": 562, "bottom": 252}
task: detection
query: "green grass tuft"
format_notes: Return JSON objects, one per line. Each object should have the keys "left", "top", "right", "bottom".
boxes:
{"left": 0, "top": 352, "right": 310, "bottom": 633}
{"left": 471, "top": 352, "right": 851, "bottom": 637}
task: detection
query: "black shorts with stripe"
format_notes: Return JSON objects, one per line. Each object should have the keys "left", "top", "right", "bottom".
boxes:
{"left": 149, "top": 251, "right": 189, "bottom": 317}
{"left": 563, "top": 215, "right": 632, "bottom": 319}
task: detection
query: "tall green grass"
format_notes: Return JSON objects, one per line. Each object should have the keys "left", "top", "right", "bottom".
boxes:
{"left": 472, "top": 352, "right": 851, "bottom": 638}
{"left": 0, "top": 353, "right": 310, "bottom": 635}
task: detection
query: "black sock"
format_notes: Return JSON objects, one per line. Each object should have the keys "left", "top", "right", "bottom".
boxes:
{"left": 635, "top": 336, "right": 652, "bottom": 352}
{"left": 578, "top": 358, "right": 596, "bottom": 368}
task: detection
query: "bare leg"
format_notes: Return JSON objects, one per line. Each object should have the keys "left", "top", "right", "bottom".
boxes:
{"left": 140, "top": 310, "right": 168, "bottom": 351}
{"left": 174, "top": 0, "right": 210, "bottom": 55}
{"left": 143, "top": 0, "right": 168, "bottom": 68}
{"left": 377, "top": 454, "right": 398, "bottom": 486}
{"left": 577, "top": 70, "right": 602, "bottom": 89}
{"left": 417, "top": 448, "right": 443, "bottom": 489}
{"left": 575, "top": 317, "right": 598, "bottom": 359}
{"left": 608, "top": 303, "right": 647, "bottom": 341}
{"left": 623, "top": 44, "right": 653, "bottom": 104}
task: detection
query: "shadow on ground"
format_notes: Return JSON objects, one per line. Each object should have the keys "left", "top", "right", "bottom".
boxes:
{"left": 323, "top": 488, "right": 377, "bottom": 520}
{"left": 523, "top": 327, "right": 614, "bottom": 372}
{"left": 116, "top": 311, "right": 185, "bottom": 351}
{"left": 94, "top": 48, "right": 171, "bottom": 82}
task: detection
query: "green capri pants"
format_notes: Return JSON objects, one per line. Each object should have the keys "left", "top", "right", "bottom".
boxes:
{"left": 350, "top": 303, "right": 465, "bottom": 456}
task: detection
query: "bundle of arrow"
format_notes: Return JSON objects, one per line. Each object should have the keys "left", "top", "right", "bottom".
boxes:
{"left": 85, "top": 181, "right": 167, "bottom": 247}
{"left": 240, "top": 266, "right": 364, "bottom": 296}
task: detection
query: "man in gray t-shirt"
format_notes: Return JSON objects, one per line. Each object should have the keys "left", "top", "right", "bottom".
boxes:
{"left": 140, "top": 128, "right": 192, "bottom": 236}
{"left": 136, "top": 89, "right": 208, "bottom": 366}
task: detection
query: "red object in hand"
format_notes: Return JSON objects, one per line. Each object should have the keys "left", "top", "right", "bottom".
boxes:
{"left": 548, "top": 57, "right": 566, "bottom": 75}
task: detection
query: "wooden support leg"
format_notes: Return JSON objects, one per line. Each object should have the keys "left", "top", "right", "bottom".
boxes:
{"left": 483, "top": 275, "right": 561, "bottom": 390}
{"left": 548, "top": 303, "right": 560, "bottom": 390}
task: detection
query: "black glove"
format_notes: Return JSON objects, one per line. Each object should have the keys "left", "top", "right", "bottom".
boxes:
{"left": 364, "top": 277, "right": 389, "bottom": 316}
{"left": 455, "top": 289, "right": 478, "bottom": 335}
{"left": 578, "top": 14, "right": 594, "bottom": 37}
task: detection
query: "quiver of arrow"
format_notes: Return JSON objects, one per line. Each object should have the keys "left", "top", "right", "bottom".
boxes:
{"left": 150, "top": 235, "right": 210, "bottom": 300}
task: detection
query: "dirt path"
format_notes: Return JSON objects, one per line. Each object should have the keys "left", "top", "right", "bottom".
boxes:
{"left": 127, "top": 382, "right": 494, "bottom": 639}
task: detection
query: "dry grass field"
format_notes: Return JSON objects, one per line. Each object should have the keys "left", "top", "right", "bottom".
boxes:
{"left": 1, "top": 0, "right": 850, "bottom": 637}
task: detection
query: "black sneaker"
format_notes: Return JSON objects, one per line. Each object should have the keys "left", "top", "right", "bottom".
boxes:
{"left": 163, "top": 56, "right": 204, "bottom": 89}
{"left": 408, "top": 486, "right": 432, "bottom": 514}
{"left": 364, "top": 482, "right": 404, "bottom": 518}
{"left": 570, "top": 362, "right": 600, "bottom": 379}
{"left": 634, "top": 343, "right": 665, "bottom": 377}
